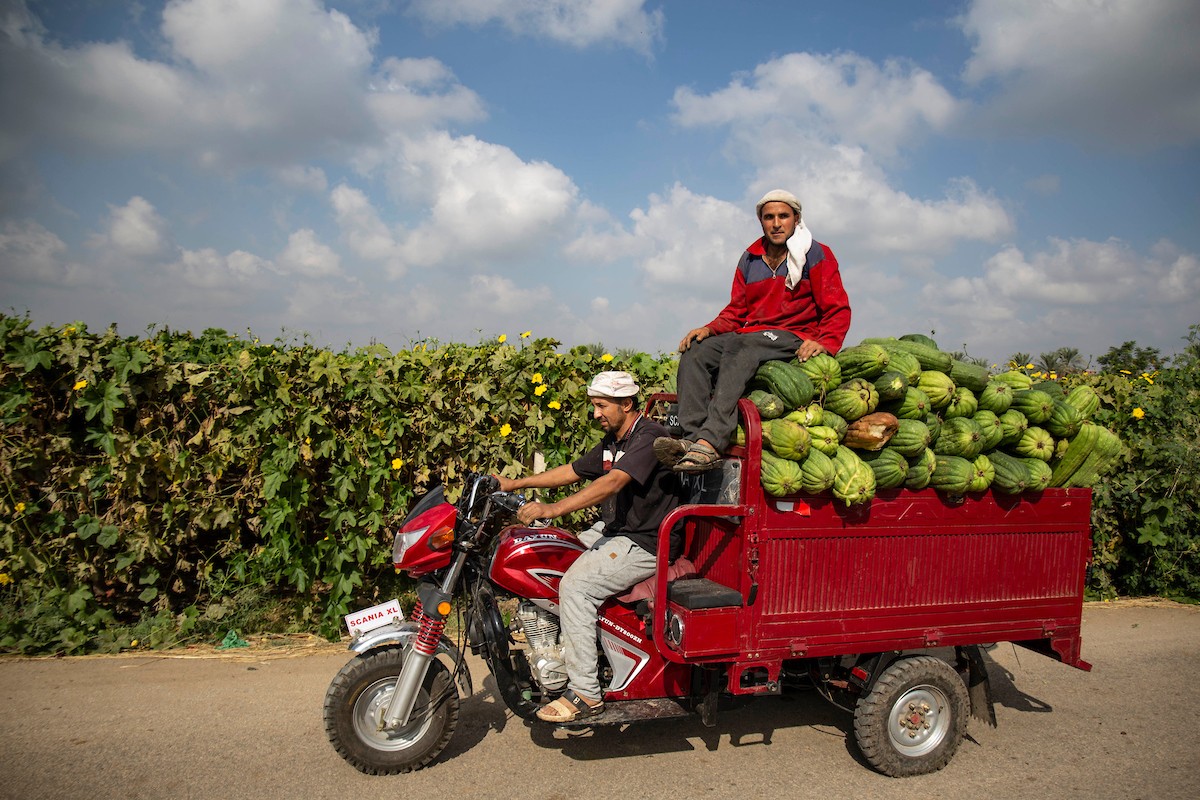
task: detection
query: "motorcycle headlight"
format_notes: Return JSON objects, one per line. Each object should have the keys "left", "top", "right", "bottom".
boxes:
{"left": 392, "top": 526, "right": 428, "bottom": 564}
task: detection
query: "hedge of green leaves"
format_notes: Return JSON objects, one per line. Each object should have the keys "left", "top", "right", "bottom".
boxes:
{"left": 0, "top": 315, "right": 674, "bottom": 652}
{"left": 2, "top": 313, "right": 1196, "bottom": 654}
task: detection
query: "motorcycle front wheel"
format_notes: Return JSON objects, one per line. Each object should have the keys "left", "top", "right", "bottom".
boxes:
{"left": 323, "top": 646, "right": 459, "bottom": 774}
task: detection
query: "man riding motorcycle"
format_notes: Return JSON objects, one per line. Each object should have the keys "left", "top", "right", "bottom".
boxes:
{"left": 495, "top": 370, "right": 683, "bottom": 722}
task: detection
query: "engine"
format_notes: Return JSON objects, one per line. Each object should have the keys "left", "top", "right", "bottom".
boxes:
{"left": 515, "top": 601, "right": 568, "bottom": 692}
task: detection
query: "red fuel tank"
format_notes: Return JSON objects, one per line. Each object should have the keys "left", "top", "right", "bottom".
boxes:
{"left": 489, "top": 526, "right": 586, "bottom": 601}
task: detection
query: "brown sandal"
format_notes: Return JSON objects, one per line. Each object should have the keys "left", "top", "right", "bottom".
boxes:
{"left": 653, "top": 436, "right": 691, "bottom": 467}
{"left": 536, "top": 689, "right": 605, "bottom": 722}
{"left": 673, "top": 441, "right": 722, "bottom": 473}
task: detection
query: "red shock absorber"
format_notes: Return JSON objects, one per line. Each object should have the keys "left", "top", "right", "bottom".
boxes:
{"left": 410, "top": 601, "right": 424, "bottom": 621}
{"left": 413, "top": 614, "right": 446, "bottom": 656}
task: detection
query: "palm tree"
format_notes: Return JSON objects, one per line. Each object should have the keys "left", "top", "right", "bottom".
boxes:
{"left": 1008, "top": 352, "right": 1032, "bottom": 370}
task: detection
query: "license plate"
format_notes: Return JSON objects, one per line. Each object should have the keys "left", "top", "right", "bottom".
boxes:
{"left": 343, "top": 599, "right": 404, "bottom": 636}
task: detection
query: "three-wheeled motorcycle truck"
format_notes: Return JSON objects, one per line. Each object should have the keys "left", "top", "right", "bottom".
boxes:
{"left": 324, "top": 394, "right": 1093, "bottom": 777}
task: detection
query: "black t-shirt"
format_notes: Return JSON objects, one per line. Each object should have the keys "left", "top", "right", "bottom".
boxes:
{"left": 572, "top": 414, "right": 683, "bottom": 556}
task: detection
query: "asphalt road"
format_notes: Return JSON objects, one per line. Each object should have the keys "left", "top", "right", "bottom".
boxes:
{"left": 2, "top": 601, "right": 1197, "bottom": 800}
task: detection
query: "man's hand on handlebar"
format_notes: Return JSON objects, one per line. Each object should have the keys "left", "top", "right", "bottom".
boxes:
{"left": 516, "top": 500, "right": 553, "bottom": 526}
{"left": 679, "top": 326, "right": 712, "bottom": 352}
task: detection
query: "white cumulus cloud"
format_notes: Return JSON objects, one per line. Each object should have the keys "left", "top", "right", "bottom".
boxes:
{"left": 405, "top": 0, "right": 664, "bottom": 53}
{"left": 960, "top": 0, "right": 1200, "bottom": 148}
{"left": 278, "top": 229, "right": 343, "bottom": 278}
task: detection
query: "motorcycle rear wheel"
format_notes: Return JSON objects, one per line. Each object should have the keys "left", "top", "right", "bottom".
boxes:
{"left": 323, "top": 646, "right": 459, "bottom": 774}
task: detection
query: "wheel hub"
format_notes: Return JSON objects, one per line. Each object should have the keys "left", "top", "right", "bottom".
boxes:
{"left": 889, "top": 686, "right": 949, "bottom": 757}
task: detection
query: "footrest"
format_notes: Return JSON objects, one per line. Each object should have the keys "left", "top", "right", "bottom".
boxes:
{"left": 667, "top": 578, "right": 742, "bottom": 610}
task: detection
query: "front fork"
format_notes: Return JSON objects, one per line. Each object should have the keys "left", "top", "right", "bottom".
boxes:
{"left": 380, "top": 552, "right": 467, "bottom": 730}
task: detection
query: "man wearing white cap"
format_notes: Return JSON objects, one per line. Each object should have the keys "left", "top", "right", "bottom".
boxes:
{"left": 659, "top": 189, "right": 852, "bottom": 472}
{"left": 496, "top": 371, "right": 682, "bottom": 722}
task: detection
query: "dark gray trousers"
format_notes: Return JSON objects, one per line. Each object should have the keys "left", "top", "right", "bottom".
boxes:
{"left": 676, "top": 330, "right": 803, "bottom": 451}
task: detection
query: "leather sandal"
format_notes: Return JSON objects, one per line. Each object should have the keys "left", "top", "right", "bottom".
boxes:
{"left": 653, "top": 436, "right": 691, "bottom": 467}
{"left": 673, "top": 441, "right": 722, "bottom": 473}
{"left": 536, "top": 689, "right": 605, "bottom": 722}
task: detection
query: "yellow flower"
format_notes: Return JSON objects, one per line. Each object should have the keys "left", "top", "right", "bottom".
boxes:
{"left": 304, "top": 437, "right": 311, "bottom": 445}
{"left": 547, "top": 400, "right": 562, "bottom": 410}
{"left": 1141, "top": 373, "right": 1154, "bottom": 385}
{"left": 64, "top": 326, "right": 76, "bottom": 335}
{"left": 531, "top": 372, "right": 543, "bottom": 384}
{"left": 520, "top": 331, "right": 532, "bottom": 339}
{"left": 1120, "top": 369, "right": 1132, "bottom": 375}
{"left": 498, "top": 334, "right": 507, "bottom": 344}
{"left": 391, "top": 458, "right": 404, "bottom": 470}
{"left": 500, "top": 423, "right": 512, "bottom": 437}
{"left": 1131, "top": 407, "right": 1145, "bottom": 420}
{"left": 1049, "top": 372, "right": 1058, "bottom": 380}
{"left": 601, "top": 353, "right": 614, "bottom": 363}
{"left": 14, "top": 502, "right": 25, "bottom": 514}
{"left": 73, "top": 379, "right": 88, "bottom": 391}
{"left": 534, "top": 384, "right": 548, "bottom": 396}
{"left": 0, "top": 573, "right": 10, "bottom": 586}
{"left": 130, "top": 638, "right": 139, "bottom": 647}
{"left": 1025, "top": 363, "right": 1034, "bottom": 370}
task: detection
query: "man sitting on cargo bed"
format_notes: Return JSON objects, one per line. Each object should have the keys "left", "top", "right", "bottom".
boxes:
{"left": 657, "top": 189, "right": 851, "bottom": 473}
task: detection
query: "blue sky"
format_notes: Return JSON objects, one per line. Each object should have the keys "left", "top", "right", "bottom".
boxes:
{"left": 2, "top": 0, "right": 1198, "bottom": 365}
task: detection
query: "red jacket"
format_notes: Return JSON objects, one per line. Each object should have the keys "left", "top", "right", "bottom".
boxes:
{"left": 705, "top": 237, "right": 852, "bottom": 355}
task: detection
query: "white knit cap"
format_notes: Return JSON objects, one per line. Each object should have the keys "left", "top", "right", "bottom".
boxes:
{"left": 755, "top": 189, "right": 802, "bottom": 217}
{"left": 587, "top": 371, "right": 640, "bottom": 398}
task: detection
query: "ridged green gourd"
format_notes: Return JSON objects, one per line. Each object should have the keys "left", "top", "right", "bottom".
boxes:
{"left": 861, "top": 338, "right": 954, "bottom": 372}
{"left": 1032, "top": 380, "right": 1065, "bottom": 400}
{"left": 992, "top": 370, "right": 1034, "bottom": 391}
{"left": 762, "top": 418, "right": 811, "bottom": 461}
{"left": 1045, "top": 399, "right": 1084, "bottom": 440}
{"left": 831, "top": 446, "right": 877, "bottom": 506}
{"left": 885, "top": 350, "right": 923, "bottom": 385}
{"left": 929, "top": 455, "right": 973, "bottom": 494}
{"left": 933, "top": 416, "right": 985, "bottom": 459}
{"left": 760, "top": 451, "right": 804, "bottom": 497}
{"left": 751, "top": 360, "right": 815, "bottom": 411}
{"left": 880, "top": 386, "right": 930, "bottom": 420}
{"left": 923, "top": 413, "right": 942, "bottom": 445}
{"left": 785, "top": 403, "right": 823, "bottom": 427}
{"left": 747, "top": 389, "right": 786, "bottom": 420}
{"left": 972, "top": 410, "right": 1004, "bottom": 451}
{"left": 1021, "top": 457, "right": 1052, "bottom": 491}
{"left": 873, "top": 371, "right": 909, "bottom": 402}
{"left": 976, "top": 381, "right": 1014, "bottom": 414}
{"left": 824, "top": 378, "right": 879, "bottom": 421}
{"left": 798, "top": 448, "right": 837, "bottom": 493}
{"left": 821, "top": 410, "right": 848, "bottom": 439}
{"left": 1011, "top": 389, "right": 1055, "bottom": 424}
{"left": 1064, "top": 385, "right": 1100, "bottom": 420}
{"left": 916, "top": 370, "right": 956, "bottom": 409}
{"left": 898, "top": 332, "right": 940, "bottom": 349}
{"left": 943, "top": 387, "right": 978, "bottom": 419}
{"left": 1049, "top": 422, "right": 1101, "bottom": 487}
{"left": 988, "top": 450, "right": 1032, "bottom": 494}
{"left": 998, "top": 409, "right": 1028, "bottom": 446}
{"left": 1014, "top": 426, "right": 1055, "bottom": 461}
{"left": 795, "top": 353, "right": 841, "bottom": 393}
{"left": 949, "top": 360, "right": 991, "bottom": 393}
{"left": 905, "top": 448, "right": 937, "bottom": 490}
{"left": 889, "top": 418, "right": 932, "bottom": 457}
{"left": 967, "top": 454, "right": 995, "bottom": 492}
{"left": 806, "top": 425, "right": 840, "bottom": 456}
{"left": 835, "top": 344, "right": 891, "bottom": 381}
{"left": 861, "top": 447, "right": 908, "bottom": 489}
{"left": 732, "top": 425, "right": 746, "bottom": 448}
{"left": 1063, "top": 425, "right": 1122, "bottom": 488}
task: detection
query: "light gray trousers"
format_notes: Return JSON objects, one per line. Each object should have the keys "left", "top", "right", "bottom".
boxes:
{"left": 559, "top": 522, "right": 657, "bottom": 701}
